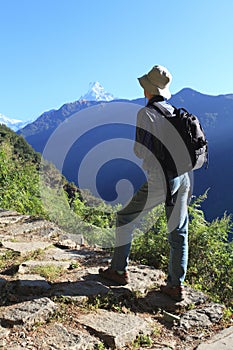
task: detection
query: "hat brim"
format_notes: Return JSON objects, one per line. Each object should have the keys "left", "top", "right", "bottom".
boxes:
{"left": 138, "top": 75, "right": 171, "bottom": 100}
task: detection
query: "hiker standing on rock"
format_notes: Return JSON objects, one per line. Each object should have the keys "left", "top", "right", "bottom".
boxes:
{"left": 99, "top": 65, "right": 191, "bottom": 301}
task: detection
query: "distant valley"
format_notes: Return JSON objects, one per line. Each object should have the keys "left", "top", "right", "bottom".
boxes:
{"left": 16, "top": 84, "right": 233, "bottom": 221}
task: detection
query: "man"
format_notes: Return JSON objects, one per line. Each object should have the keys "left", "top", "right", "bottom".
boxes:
{"left": 99, "top": 65, "right": 190, "bottom": 301}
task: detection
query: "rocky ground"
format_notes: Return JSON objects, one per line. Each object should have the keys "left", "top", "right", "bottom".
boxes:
{"left": 0, "top": 209, "right": 232, "bottom": 350}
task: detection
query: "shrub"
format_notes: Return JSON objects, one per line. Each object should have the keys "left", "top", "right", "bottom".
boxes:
{"left": 130, "top": 193, "right": 233, "bottom": 306}
{"left": 187, "top": 193, "right": 233, "bottom": 305}
{"left": 0, "top": 143, "right": 45, "bottom": 216}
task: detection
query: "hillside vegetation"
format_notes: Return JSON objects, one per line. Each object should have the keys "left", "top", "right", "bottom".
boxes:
{"left": 0, "top": 124, "right": 232, "bottom": 309}
{"left": 0, "top": 124, "right": 44, "bottom": 215}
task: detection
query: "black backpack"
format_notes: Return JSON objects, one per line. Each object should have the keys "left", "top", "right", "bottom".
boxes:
{"left": 148, "top": 101, "right": 208, "bottom": 205}
{"left": 150, "top": 101, "right": 208, "bottom": 174}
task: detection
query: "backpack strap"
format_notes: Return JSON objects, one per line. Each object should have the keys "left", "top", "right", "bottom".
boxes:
{"left": 146, "top": 101, "right": 177, "bottom": 206}
{"left": 148, "top": 100, "right": 175, "bottom": 118}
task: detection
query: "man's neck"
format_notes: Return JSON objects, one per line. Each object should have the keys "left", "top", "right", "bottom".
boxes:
{"left": 148, "top": 95, "right": 165, "bottom": 105}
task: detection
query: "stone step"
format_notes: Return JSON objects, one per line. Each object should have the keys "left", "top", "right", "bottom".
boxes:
{"left": 2, "top": 323, "right": 100, "bottom": 350}
{"left": 18, "top": 260, "right": 71, "bottom": 274}
{"left": 0, "top": 209, "right": 231, "bottom": 349}
{"left": 77, "top": 308, "right": 152, "bottom": 349}
{"left": 2, "top": 241, "right": 52, "bottom": 255}
{"left": 3, "top": 219, "right": 62, "bottom": 239}
{"left": 43, "top": 246, "right": 94, "bottom": 261}
{"left": 196, "top": 326, "right": 233, "bottom": 350}
{"left": 14, "top": 274, "right": 52, "bottom": 294}
{"left": 0, "top": 297, "right": 57, "bottom": 329}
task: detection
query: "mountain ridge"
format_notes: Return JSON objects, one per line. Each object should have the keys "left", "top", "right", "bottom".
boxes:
{"left": 17, "top": 87, "right": 233, "bottom": 220}
{"left": 0, "top": 81, "right": 114, "bottom": 131}
{"left": 0, "top": 113, "right": 30, "bottom": 131}
{"left": 3, "top": 85, "right": 233, "bottom": 132}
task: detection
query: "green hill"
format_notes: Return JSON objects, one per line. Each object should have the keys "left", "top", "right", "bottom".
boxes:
{"left": 0, "top": 124, "right": 78, "bottom": 218}
{"left": 0, "top": 124, "right": 115, "bottom": 241}
{"left": 0, "top": 124, "right": 45, "bottom": 215}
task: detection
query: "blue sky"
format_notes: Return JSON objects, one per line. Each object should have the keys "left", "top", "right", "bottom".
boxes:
{"left": 1, "top": 0, "right": 233, "bottom": 121}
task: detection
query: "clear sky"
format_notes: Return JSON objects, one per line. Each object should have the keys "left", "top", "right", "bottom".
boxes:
{"left": 1, "top": 0, "right": 233, "bottom": 121}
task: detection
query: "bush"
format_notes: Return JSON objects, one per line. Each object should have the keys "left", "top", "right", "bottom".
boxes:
{"left": 0, "top": 143, "right": 45, "bottom": 216}
{"left": 187, "top": 193, "right": 233, "bottom": 305}
{"left": 130, "top": 205, "right": 169, "bottom": 269}
{"left": 130, "top": 193, "right": 233, "bottom": 306}
{"left": 72, "top": 196, "right": 117, "bottom": 229}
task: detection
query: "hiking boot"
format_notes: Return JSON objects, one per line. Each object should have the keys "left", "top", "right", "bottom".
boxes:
{"left": 160, "top": 284, "right": 185, "bottom": 301}
{"left": 99, "top": 267, "right": 129, "bottom": 285}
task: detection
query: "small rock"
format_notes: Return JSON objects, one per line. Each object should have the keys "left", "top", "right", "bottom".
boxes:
{"left": 180, "top": 310, "right": 212, "bottom": 329}
{"left": 204, "top": 303, "right": 225, "bottom": 323}
{"left": 163, "top": 310, "right": 181, "bottom": 323}
{"left": 62, "top": 233, "right": 85, "bottom": 246}
{"left": 180, "top": 304, "right": 225, "bottom": 330}
{"left": 55, "top": 239, "right": 78, "bottom": 250}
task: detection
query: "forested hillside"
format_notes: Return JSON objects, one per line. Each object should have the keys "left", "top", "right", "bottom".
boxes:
{"left": 0, "top": 124, "right": 44, "bottom": 215}
{"left": 0, "top": 124, "right": 115, "bottom": 237}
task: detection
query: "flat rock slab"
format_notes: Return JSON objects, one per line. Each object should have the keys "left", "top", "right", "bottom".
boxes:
{"left": 31, "top": 322, "right": 99, "bottom": 350}
{"left": 80, "top": 265, "right": 166, "bottom": 294}
{"left": 44, "top": 246, "right": 95, "bottom": 261}
{"left": 77, "top": 308, "right": 152, "bottom": 348}
{"left": 2, "top": 241, "right": 52, "bottom": 255}
{"left": 5, "top": 323, "right": 100, "bottom": 350}
{"left": 18, "top": 260, "right": 71, "bottom": 274}
{"left": 5, "top": 219, "right": 61, "bottom": 237}
{"left": 126, "top": 265, "right": 165, "bottom": 292}
{"left": 0, "top": 297, "right": 57, "bottom": 329}
{"left": 51, "top": 280, "right": 109, "bottom": 299}
{"left": 75, "top": 266, "right": 210, "bottom": 314}
{"left": 142, "top": 285, "right": 209, "bottom": 311}
{"left": 0, "top": 209, "right": 23, "bottom": 217}
{"left": 15, "top": 274, "right": 51, "bottom": 294}
{"left": 0, "top": 213, "right": 29, "bottom": 227}
{"left": 196, "top": 326, "right": 233, "bottom": 350}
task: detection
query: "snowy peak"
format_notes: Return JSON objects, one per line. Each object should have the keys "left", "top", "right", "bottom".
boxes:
{"left": 79, "top": 81, "right": 115, "bottom": 101}
{"left": 0, "top": 113, "right": 30, "bottom": 131}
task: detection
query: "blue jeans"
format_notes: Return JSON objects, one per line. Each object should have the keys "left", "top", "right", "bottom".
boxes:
{"left": 110, "top": 171, "right": 191, "bottom": 286}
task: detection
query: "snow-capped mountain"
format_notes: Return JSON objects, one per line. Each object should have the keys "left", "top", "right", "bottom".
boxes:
{"left": 0, "top": 113, "right": 30, "bottom": 131}
{"left": 79, "top": 81, "right": 115, "bottom": 101}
